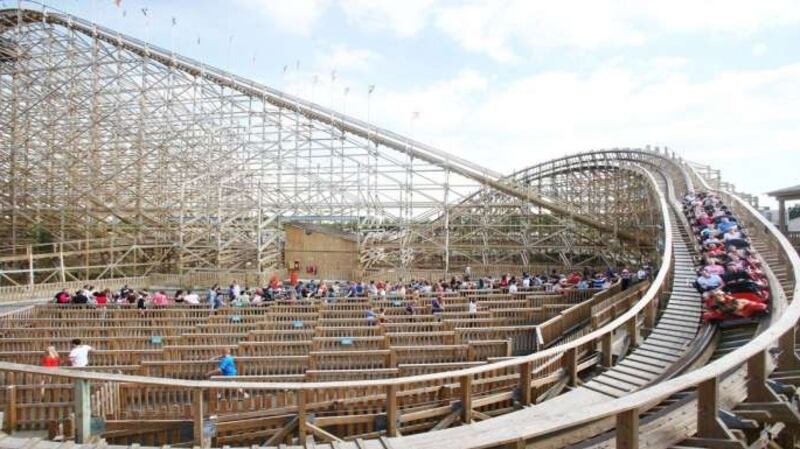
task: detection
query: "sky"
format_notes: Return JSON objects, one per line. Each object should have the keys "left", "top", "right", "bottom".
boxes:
{"left": 17, "top": 0, "right": 800, "bottom": 206}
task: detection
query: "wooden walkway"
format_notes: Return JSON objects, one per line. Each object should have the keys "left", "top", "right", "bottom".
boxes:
{"left": 582, "top": 216, "right": 701, "bottom": 398}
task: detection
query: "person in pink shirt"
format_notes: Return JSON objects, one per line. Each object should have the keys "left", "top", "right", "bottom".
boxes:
{"left": 703, "top": 262, "right": 725, "bottom": 276}
{"left": 152, "top": 290, "right": 169, "bottom": 307}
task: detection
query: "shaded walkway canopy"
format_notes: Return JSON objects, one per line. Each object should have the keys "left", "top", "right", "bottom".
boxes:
{"left": 767, "top": 184, "right": 800, "bottom": 232}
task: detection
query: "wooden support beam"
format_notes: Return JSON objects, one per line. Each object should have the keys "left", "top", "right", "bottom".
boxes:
{"left": 626, "top": 316, "right": 639, "bottom": 348}
{"left": 74, "top": 379, "right": 91, "bottom": 443}
{"left": 3, "top": 385, "right": 16, "bottom": 433}
{"left": 431, "top": 411, "right": 460, "bottom": 431}
{"left": 386, "top": 384, "right": 398, "bottom": 437}
{"left": 735, "top": 402, "right": 800, "bottom": 423}
{"left": 518, "top": 361, "right": 532, "bottom": 406}
{"left": 697, "top": 376, "right": 739, "bottom": 441}
{"left": 601, "top": 333, "right": 613, "bottom": 367}
{"left": 747, "top": 350, "right": 777, "bottom": 403}
{"left": 297, "top": 389, "right": 308, "bottom": 441}
{"left": 264, "top": 416, "right": 299, "bottom": 447}
{"left": 644, "top": 301, "right": 656, "bottom": 332}
{"left": 305, "top": 422, "right": 343, "bottom": 443}
{"left": 193, "top": 389, "right": 205, "bottom": 448}
{"left": 779, "top": 327, "right": 800, "bottom": 371}
{"left": 472, "top": 411, "right": 492, "bottom": 421}
{"left": 564, "top": 347, "right": 578, "bottom": 387}
{"left": 698, "top": 377, "right": 720, "bottom": 438}
{"left": 460, "top": 375, "right": 473, "bottom": 424}
{"left": 615, "top": 408, "right": 639, "bottom": 449}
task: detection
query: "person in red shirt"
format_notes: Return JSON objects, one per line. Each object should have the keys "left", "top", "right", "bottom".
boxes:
{"left": 54, "top": 288, "right": 71, "bottom": 304}
{"left": 94, "top": 289, "right": 109, "bottom": 306}
{"left": 40, "top": 346, "right": 61, "bottom": 399}
{"left": 697, "top": 214, "right": 714, "bottom": 227}
{"left": 41, "top": 346, "right": 61, "bottom": 367}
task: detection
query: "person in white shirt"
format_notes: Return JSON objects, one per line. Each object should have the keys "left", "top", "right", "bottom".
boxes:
{"left": 68, "top": 339, "right": 92, "bottom": 367}
{"left": 468, "top": 298, "right": 478, "bottom": 316}
{"left": 508, "top": 282, "right": 518, "bottom": 293}
{"left": 184, "top": 290, "right": 200, "bottom": 304}
{"left": 235, "top": 291, "right": 251, "bottom": 306}
{"left": 230, "top": 282, "right": 241, "bottom": 300}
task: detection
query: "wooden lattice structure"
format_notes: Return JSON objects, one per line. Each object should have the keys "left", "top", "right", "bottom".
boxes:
{"left": 0, "top": 5, "right": 662, "bottom": 289}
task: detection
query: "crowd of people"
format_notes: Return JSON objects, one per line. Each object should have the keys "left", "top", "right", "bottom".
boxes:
{"left": 52, "top": 266, "right": 650, "bottom": 309}
{"left": 54, "top": 285, "right": 203, "bottom": 308}
{"left": 685, "top": 192, "right": 770, "bottom": 322}
{"left": 43, "top": 263, "right": 655, "bottom": 374}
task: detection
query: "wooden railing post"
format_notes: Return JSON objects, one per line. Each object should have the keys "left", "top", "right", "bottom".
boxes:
{"left": 601, "top": 333, "right": 613, "bottom": 368}
{"left": 193, "top": 389, "right": 206, "bottom": 447}
{"left": 3, "top": 385, "right": 16, "bottom": 433}
{"left": 747, "top": 350, "right": 773, "bottom": 402}
{"left": 697, "top": 377, "right": 717, "bottom": 436}
{"left": 518, "top": 361, "right": 532, "bottom": 406}
{"left": 297, "top": 389, "right": 307, "bottom": 441}
{"left": 74, "top": 379, "right": 91, "bottom": 443}
{"left": 697, "top": 376, "right": 726, "bottom": 439}
{"left": 208, "top": 386, "right": 218, "bottom": 414}
{"left": 460, "top": 375, "right": 472, "bottom": 424}
{"left": 644, "top": 301, "right": 656, "bottom": 331}
{"left": 626, "top": 315, "right": 639, "bottom": 348}
{"left": 564, "top": 348, "right": 578, "bottom": 387}
{"left": 616, "top": 408, "right": 639, "bottom": 449}
{"left": 779, "top": 327, "right": 800, "bottom": 370}
{"left": 386, "top": 384, "right": 399, "bottom": 436}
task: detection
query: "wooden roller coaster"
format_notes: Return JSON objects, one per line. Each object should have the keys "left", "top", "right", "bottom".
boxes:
{"left": 0, "top": 3, "right": 798, "bottom": 449}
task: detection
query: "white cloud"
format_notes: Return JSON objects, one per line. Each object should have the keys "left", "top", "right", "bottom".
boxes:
{"left": 432, "top": 0, "right": 800, "bottom": 61}
{"left": 372, "top": 68, "right": 488, "bottom": 131}
{"left": 752, "top": 43, "right": 768, "bottom": 56}
{"left": 238, "top": 0, "right": 330, "bottom": 34}
{"left": 315, "top": 45, "right": 382, "bottom": 72}
{"left": 636, "top": 1, "right": 800, "bottom": 34}
{"left": 474, "top": 62, "right": 800, "bottom": 154}
{"left": 353, "top": 61, "right": 800, "bottom": 197}
{"left": 338, "top": 0, "right": 436, "bottom": 37}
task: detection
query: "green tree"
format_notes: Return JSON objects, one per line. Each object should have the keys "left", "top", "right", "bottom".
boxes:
{"left": 790, "top": 204, "right": 800, "bottom": 221}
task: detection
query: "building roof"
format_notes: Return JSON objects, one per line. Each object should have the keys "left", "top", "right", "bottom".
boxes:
{"left": 768, "top": 184, "right": 800, "bottom": 200}
{"left": 284, "top": 222, "right": 358, "bottom": 242}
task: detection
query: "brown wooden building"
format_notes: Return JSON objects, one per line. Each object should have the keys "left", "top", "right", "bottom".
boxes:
{"left": 283, "top": 223, "right": 358, "bottom": 280}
